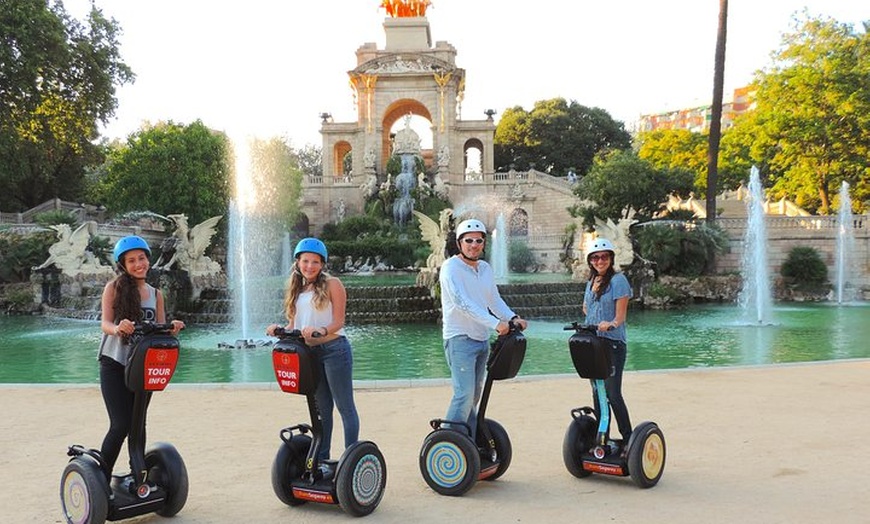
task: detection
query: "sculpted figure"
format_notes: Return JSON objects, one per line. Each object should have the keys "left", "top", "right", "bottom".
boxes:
{"left": 33, "top": 221, "right": 111, "bottom": 275}
{"left": 154, "top": 214, "right": 223, "bottom": 276}
{"left": 413, "top": 208, "right": 453, "bottom": 270}
{"left": 590, "top": 209, "right": 637, "bottom": 269}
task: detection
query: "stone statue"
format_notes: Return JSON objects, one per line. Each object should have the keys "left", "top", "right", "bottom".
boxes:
{"left": 337, "top": 198, "right": 347, "bottom": 222}
{"left": 360, "top": 174, "right": 379, "bottom": 199}
{"left": 438, "top": 144, "right": 450, "bottom": 168}
{"left": 33, "top": 221, "right": 112, "bottom": 276}
{"left": 590, "top": 209, "right": 637, "bottom": 268}
{"left": 364, "top": 147, "right": 376, "bottom": 169}
{"left": 413, "top": 208, "right": 453, "bottom": 288}
{"left": 154, "top": 214, "right": 223, "bottom": 276}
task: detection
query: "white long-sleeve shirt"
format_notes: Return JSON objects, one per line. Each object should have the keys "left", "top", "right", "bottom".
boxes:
{"left": 439, "top": 255, "right": 515, "bottom": 341}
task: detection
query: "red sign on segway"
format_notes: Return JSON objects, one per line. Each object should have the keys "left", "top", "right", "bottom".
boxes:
{"left": 273, "top": 352, "right": 301, "bottom": 393}
{"left": 143, "top": 347, "right": 178, "bottom": 391}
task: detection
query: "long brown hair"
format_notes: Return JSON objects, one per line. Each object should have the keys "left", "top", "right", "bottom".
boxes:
{"left": 282, "top": 261, "right": 331, "bottom": 322}
{"left": 112, "top": 272, "right": 142, "bottom": 323}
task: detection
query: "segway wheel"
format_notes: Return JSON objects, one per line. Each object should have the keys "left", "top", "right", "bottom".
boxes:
{"left": 60, "top": 457, "right": 109, "bottom": 524}
{"left": 145, "top": 442, "right": 189, "bottom": 517}
{"left": 419, "top": 430, "right": 480, "bottom": 496}
{"left": 271, "top": 434, "right": 312, "bottom": 506}
{"left": 562, "top": 415, "right": 597, "bottom": 478}
{"left": 335, "top": 441, "right": 387, "bottom": 517}
{"left": 627, "top": 422, "right": 666, "bottom": 489}
{"left": 479, "top": 419, "right": 512, "bottom": 481}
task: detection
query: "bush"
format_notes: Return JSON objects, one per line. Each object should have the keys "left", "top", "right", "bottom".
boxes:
{"left": 780, "top": 246, "right": 828, "bottom": 290}
{"left": 634, "top": 221, "right": 729, "bottom": 277}
{"left": 0, "top": 231, "right": 55, "bottom": 283}
{"left": 508, "top": 239, "right": 536, "bottom": 272}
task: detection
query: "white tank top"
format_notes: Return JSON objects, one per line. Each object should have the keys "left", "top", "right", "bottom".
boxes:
{"left": 294, "top": 290, "right": 345, "bottom": 336}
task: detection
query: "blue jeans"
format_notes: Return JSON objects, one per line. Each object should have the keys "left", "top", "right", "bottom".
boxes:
{"left": 311, "top": 336, "right": 360, "bottom": 460}
{"left": 444, "top": 335, "right": 489, "bottom": 438}
{"left": 592, "top": 339, "right": 633, "bottom": 441}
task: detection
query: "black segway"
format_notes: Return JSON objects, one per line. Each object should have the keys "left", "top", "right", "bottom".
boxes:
{"left": 270, "top": 328, "right": 386, "bottom": 517}
{"left": 419, "top": 322, "right": 526, "bottom": 496}
{"left": 60, "top": 322, "right": 189, "bottom": 523}
{"left": 562, "top": 322, "right": 665, "bottom": 488}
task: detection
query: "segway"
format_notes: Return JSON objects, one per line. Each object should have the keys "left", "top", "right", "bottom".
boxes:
{"left": 270, "top": 328, "right": 386, "bottom": 517}
{"left": 419, "top": 322, "right": 526, "bottom": 496}
{"left": 60, "top": 322, "right": 189, "bottom": 523}
{"left": 561, "top": 322, "right": 665, "bottom": 488}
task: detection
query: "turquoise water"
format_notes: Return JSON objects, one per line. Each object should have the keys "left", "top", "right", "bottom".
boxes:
{"left": 1, "top": 303, "right": 867, "bottom": 384}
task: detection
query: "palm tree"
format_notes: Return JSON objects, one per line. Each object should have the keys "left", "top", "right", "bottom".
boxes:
{"left": 706, "top": 0, "right": 728, "bottom": 223}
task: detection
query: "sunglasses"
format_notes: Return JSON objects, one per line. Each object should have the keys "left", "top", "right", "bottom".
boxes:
{"left": 589, "top": 253, "right": 611, "bottom": 262}
{"left": 462, "top": 238, "right": 485, "bottom": 245}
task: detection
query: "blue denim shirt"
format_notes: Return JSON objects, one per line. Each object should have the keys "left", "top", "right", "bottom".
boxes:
{"left": 584, "top": 272, "right": 632, "bottom": 343}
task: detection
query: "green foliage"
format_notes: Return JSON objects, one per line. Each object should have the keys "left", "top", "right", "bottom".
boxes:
{"left": 90, "top": 121, "right": 231, "bottom": 226}
{"left": 780, "top": 246, "right": 829, "bottom": 290}
{"left": 0, "top": 283, "right": 36, "bottom": 313}
{"left": 34, "top": 210, "right": 78, "bottom": 227}
{"left": 0, "top": 231, "right": 55, "bottom": 283}
{"left": 508, "top": 239, "right": 536, "bottom": 273}
{"left": 386, "top": 154, "right": 425, "bottom": 177}
{"left": 634, "top": 222, "right": 729, "bottom": 277}
{"left": 571, "top": 150, "right": 694, "bottom": 226}
{"left": 88, "top": 235, "right": 113, "bottom": 265}
{"left": 0, "top": 1, "right": 133, "bottom": 211}
{"left": 324, "top": 238, "right": 422, "bottom": 270}
{"left": 723, "top": 15, "right": 870, "bottom": 214}
{"left": 647, "top": 282, "right": 685, "bottom": 304}
{"left": 294, "top": 144, "right": 323, "bottom": 179}
{"left": 637, "top": 129, "right": 710, "bottom": 193}
{"left": 248, "top": 137, "right": 304, "bottom": 231}
{"left": 494, "top": 98, "right": 632, "bottom": 177}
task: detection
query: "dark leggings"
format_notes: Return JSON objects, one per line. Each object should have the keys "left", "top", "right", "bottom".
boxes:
{"left": 592, "top": 339, "right": 633, "bottom": 441}
{"left": 99, "top": 356, "right": 140, "bottom": 478}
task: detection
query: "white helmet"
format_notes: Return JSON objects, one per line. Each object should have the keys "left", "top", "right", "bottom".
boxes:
{"left": 584, "top": 237, "right": 615, "bottom": 259}
{"left": 456, "top": 219, "right": 487, "bottom": 239}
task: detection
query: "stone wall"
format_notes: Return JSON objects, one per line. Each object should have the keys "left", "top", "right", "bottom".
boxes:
{"left": 715, "top": 215, "right": 870, "bottom": 297}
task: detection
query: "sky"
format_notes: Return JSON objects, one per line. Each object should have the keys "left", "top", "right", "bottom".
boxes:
{"left": 62, "top": 0, "right": 867, "bottom": 148}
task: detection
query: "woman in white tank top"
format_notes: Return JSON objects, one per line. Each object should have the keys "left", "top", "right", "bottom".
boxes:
{"left": 267, "top": 238, "right": 359, "bottom": 461}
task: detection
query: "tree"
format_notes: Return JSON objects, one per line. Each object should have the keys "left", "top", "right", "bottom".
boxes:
{"left": 247, "top": 136, "right": 304, "bottom": 231}
{"left": 637, "top": 129, "right": 709, "bottom": 192}
{"left": 707, "top": 0, "right": 729, "bottom": 223}
{"left": 727, "top": 15, "right": 870, "bottom": 214}
{"left": 90, "top": 121, "right": 230, "bottom": 226}
{"left": 571, "top": 150, "right": 694, "bottom": 226}
{"left": 494, "top": 98, "right": 631, "bottom": 176}
{"left": 0, "top": 0, "right": 133, "bottom": 210}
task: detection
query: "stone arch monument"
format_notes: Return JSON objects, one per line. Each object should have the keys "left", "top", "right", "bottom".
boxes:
{"left": 301, "top": 4, "right": 580, "bottom": 271}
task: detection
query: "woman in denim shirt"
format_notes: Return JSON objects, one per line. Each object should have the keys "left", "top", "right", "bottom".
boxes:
{"left": 582, "top": 237, "right": 633, "bottom": 448}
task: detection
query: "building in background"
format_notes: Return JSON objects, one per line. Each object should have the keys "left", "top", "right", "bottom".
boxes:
{"left": 636, "top": 85, "right": 757, "bottom": 133}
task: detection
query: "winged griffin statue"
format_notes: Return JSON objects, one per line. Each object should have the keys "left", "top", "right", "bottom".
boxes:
{"left": 412, "top": 208, "right": 453, "bottom": 289}
{"left": 587, "top": 209, "right": 637, "bottom": 269}
{"left": 154, "top": 214, "right": 222, "bottom": 276}
{"left": 33, "top": 221, "right": 113, "bottom": 276}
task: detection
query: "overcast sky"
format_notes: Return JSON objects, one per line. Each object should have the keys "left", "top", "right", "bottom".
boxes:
{"left": 63, "top": 0, "right": 867, "bottom": 147}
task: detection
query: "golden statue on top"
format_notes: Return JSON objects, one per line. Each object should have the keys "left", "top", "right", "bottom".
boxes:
{"left": 381, "top": 0, "right": 431, "bottom": 18}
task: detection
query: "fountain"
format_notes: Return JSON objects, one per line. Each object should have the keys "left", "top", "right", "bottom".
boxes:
{"left": 834, "top": 181, "right": 857, "bottom": 304}
{"left": 737, "top": 166, "right": 774, "bottom": 324}
{"left": 226, "top": 136, "right": 289, "bottom": 342}
{"left": 491, "top": 212, "right": 508, "bottom": 280}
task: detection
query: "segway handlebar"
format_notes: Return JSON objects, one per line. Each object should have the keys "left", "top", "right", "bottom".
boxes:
{"left": 272, "top": 327, "right": 323, "bottom": 340}
{"left": 131, "top": 322, "right": 177, "bottom": 336}
{"left": 564, "top": 321, "right": 614, "bottom": 332}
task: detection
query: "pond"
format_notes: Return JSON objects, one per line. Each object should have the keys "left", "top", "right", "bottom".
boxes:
{"left": 2, "top": 302, "right": 868, "bottom": 384}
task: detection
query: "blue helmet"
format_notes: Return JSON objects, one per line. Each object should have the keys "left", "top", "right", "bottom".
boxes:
{"left": 113, "top": 235, "right": 151, "bottom": 263}
{"left": 293, "top": 237, "right": 328, "bottom": 263}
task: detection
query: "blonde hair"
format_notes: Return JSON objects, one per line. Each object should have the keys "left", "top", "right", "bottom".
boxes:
{"left": 282, "top": 261, "right": 331, "bottom": 322}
